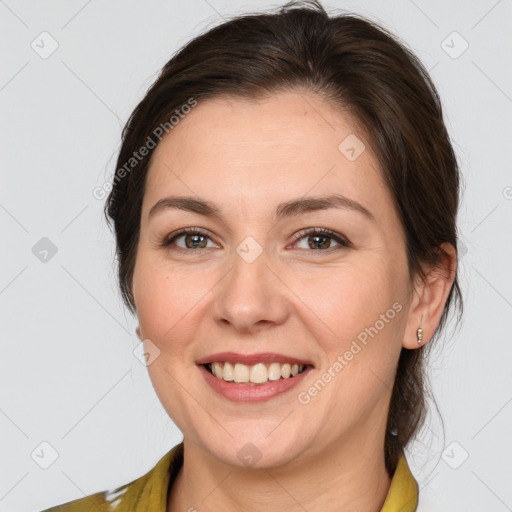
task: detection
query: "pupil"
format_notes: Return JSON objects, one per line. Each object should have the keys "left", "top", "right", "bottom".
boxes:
{"left": 186, "top": 234, "right": 205, "bottom": 249}
{"left": 310, "top": 235, "right": 329, "bottom": 250}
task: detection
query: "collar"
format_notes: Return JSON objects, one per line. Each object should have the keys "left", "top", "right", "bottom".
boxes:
{"left": 380, "top": 452, "right": 419, "bottom": 511}
{"left": 116, "top": 443, "right": 418, "bottom": 511}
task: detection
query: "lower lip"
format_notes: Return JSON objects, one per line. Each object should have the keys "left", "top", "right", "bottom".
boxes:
{"left": 198, "top": 364, "right": 313, "bottom": 403}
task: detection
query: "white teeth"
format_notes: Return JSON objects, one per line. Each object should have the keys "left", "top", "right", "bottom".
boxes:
{"left": 268, "top": 362, "right": 281, "bottom": 381}
{"left": 250, "top": 363, "right": 268, "bottom": 383}
{"left": 212, "top": 362, "right": 223, "bottom": 378}
{"left": 207, "top": 362, "right": 306, "bottom": 384}
{"left": 223, "top": 361, "right": 234, "bottom": 381}
{"left": 233, "top": 363, "right": 249, "bottom": 383}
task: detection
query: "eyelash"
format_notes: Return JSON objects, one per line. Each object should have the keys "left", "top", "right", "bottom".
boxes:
{"left": 292, "top": 227, "right": 351, "bottom": 251}
{"left": 161, "top": 227, "right": 351, "bottom": 253}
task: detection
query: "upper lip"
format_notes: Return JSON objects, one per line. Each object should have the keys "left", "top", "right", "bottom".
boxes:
{"left": 196, "top": 352, "right": 314, "bottom": 367}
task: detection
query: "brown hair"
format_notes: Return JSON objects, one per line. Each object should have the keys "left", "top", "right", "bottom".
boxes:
{"left": 104, "top": 0, "right": 463, "bottom": 475}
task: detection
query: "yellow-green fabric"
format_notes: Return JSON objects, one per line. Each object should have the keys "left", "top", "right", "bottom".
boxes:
{"left": 40, "top": 443, "right": 418, "bottom": 511}
{"left": 380, "top": 453, "right": 419, "bottom": 512}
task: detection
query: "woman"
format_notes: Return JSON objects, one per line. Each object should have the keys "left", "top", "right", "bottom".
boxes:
{"left": 42, "top": 0, "right": 462, "bottom": 510}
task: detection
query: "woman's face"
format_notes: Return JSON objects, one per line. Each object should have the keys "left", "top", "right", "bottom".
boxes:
{"left": 132, "top": 91, "right": 416, "bottom": 468}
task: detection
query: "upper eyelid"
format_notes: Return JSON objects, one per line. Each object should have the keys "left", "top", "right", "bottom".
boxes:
{"left": 292, "top": 228, "right": 351, "bottom": 248}
{"left": 165, "top": 227, "right": 349, "bottom": 248}
{"left": 164, "top": 227, "right": 215, "bottom": 244}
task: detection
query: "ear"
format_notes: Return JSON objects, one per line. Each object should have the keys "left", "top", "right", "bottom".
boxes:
{"left": 136, "top": 325, "right": 142, "bottom": 340}
{"left": 402, "top": 242, "right": 457, "bottom": 349}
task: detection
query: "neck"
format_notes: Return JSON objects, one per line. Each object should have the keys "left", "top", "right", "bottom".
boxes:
{"left": 167, "top": 435, "right": 392, "bottom": 512}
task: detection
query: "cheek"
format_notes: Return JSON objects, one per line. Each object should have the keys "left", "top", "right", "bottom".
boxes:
{"left": 133, "top": 256, "right": 216, "bottom": 347}
{"left": 291, "top": 261, "right": 403, "bottom": 348}
{"left": 296, "top": 265, "right": 405, "bottom": 405}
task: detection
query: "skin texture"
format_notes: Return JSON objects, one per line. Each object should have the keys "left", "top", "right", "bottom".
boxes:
{"left": 132, "top": 90, "right": 457, "bottom": 512}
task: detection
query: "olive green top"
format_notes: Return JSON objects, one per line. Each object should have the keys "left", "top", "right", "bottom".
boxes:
{"left": 39, "top": 443, "right": 418, "bottom": 511}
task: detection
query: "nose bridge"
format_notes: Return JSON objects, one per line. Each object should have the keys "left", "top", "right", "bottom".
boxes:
{"left": 212, "top": 236, "right": 289, "bottom": 331}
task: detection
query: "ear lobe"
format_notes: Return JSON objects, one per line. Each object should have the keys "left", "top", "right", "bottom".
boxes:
{"left": 402, "top": 242, "right": 457, "bottom": 349}
{"left": 136, "top": 325, "right": 142, "bottom": 340}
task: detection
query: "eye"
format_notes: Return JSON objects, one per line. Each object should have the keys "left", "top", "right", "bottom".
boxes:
{"left": 291, "top": 228, "right": 351, "bottom": 251}
{"left": 161, "top": 227, "right": 351, "bottom": 253}
{"left": 162, "top": 228, "right": 218, "bottom": 252}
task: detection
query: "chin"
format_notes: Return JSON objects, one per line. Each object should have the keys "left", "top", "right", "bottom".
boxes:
{"left": 200, "top": 428, "right": 311, "bottom": 470}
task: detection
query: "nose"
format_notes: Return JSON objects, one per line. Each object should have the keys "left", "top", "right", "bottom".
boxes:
{"left": 211, "top": 245, "right": 290, "bottom": 333}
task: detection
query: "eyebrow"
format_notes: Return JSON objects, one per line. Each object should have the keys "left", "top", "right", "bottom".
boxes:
{"left": 148, "top": 193, "right": 375, "bottom": 223}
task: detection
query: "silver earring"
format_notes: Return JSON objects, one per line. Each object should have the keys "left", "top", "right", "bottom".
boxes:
{"left": 417, "top": 327, "right": 423, "bottom": 345}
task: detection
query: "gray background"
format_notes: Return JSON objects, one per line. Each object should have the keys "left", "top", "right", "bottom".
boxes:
{"left": 1, "top": 1, "right": 511, "bottom": 511}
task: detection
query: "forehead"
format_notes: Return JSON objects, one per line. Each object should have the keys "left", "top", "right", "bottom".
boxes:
{"left": 143, "top": 91, "right": 391, "bottom": 220}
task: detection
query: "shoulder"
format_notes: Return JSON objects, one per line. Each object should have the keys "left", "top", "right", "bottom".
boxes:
{"left": 38, "top": 482, "right": 132, "bottom": 511}
{"left": 38, "top": 443, "right": 184, "bottom": 512}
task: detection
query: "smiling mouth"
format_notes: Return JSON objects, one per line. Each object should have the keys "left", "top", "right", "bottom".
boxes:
{"left": 203, "top": 361, "right": 311, "bottom": 385}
